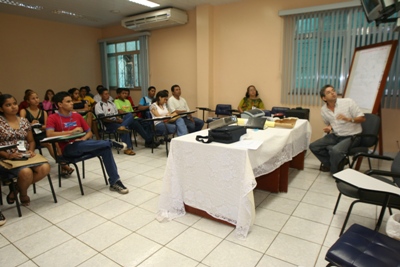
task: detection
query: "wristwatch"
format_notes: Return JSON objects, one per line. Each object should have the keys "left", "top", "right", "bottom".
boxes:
{"left": 351, "top": 118, "right": 354, "bottom": 123}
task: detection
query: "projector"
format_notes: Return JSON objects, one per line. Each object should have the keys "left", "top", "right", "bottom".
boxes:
{"left": 241, "top": 108, "right": 265, "bottom": 119}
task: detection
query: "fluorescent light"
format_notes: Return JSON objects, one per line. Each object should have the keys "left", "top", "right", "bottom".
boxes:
{"left": 0, "top": 0, "right": 43, "bottom": 10}
{"left": 52, "top": 9, "right": 83, "bottom": 18}
{"left": 128, "top": 0, "right": 160, "bottom": 8}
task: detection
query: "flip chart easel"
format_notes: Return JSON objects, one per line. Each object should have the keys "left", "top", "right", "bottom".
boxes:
{"left": 343, "top": 40, "right": 398, "bottom": 155}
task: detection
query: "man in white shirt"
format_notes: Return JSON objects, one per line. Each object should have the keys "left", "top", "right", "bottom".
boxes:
{"left": 309, "top": 85, "right": 365, "bottom": 174}
{"left": 93, "top": 85, "right": 113, "bottom": 103}
{"left": 167, "top": 84, "right": 204, "bottom": 133}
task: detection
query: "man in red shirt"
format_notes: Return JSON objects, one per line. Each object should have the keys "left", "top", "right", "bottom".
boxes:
{"left": 46, "top": 91, "right": 129, "bottom": 194}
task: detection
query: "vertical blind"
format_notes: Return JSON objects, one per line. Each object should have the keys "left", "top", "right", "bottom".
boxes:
{"left": 281, "top": 7, "right": 400, "bottom": 108}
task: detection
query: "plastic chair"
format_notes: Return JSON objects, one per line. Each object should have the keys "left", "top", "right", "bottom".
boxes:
{"left": 333, "top": 151, "right": 400, "bottom": 235}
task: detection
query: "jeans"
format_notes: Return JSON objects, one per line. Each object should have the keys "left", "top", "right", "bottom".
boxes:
{"left": 155, "top": 118, "right": 188, "bottom": 136}
{"left": 309, "top": 133, "right": 360, "bottom": 174}
{"left": 105, "top": 115, "right": 154, "bottom": 148}
{"left": 183, "top": 117, "right": 204, "bottom": 133}
{"left": 63, "top": 139, "right": 120, "bottom": 185}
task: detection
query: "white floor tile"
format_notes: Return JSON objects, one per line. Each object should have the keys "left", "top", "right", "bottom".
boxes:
{"left": 166, "top": 228, "right": 222, "bottom": 261}
{"left": 90, "top": 198, "right": 135, "bottom": 219}
{"left": 192, "top": 218, "right": 235, "bottom": 239}
{"left": 37, "top": 202, "right": 86, "bottom": 224}
{"left": 138, "top": 247, "right": 198, "bottom": 267}
{"left": 293, "top": 203, "right": 333, "bottom": 225}
{"left": 112, "top": 207, "right": 156, "bottom": 231}
{"left": 78, "top": 253, "right": 120, "bottom": 267}
{"left": 77, "top": 221, "right": 132, "bottom": 251}
{"left": 13, "top": 225, "right": 72, "bottom": 258}
{"left": 102, "top": 233, "right": 161, "bottom": 266}
{"left": 0, "top": 214, "right": 52, "bottom": 242}
{"left": 0, "top": 244, "right": 29, "bottom": 266}
{"left": 32, "top": 239, "right": 97, "bottom": 267}
{"left": 256, "top": 255, "right": 296, "bottom": 267}
{"left": 281, "top": 216, "right": 329, "bottom": 244}
{"left": 254, "top": 208, "right": 290, "bottom": 232}
{"left": 226, "top": 225, "right": 278, "bottom": 253}
{"left": 259, "top": 195, "right": 299, "bottom": 215}
{"left": 137, "top": 220, "right": 188, "bottom": 245}
{"left": 202, "top": 240, "right": 263, "bottom": 267}
{"left": 118, "top": 188, "right": 158, "bottom": 206}
{"left": 56, "top": 210, "right": 107, "bottom": 237}
{"left": 266, "top": 233, "right": 321, "bottom": 267}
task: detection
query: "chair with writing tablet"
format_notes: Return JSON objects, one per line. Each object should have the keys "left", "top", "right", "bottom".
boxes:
{"left": 41, "top": 133, "right": 108, "bottom": 195}
{"left": 0, "top": 145, "right": 57, "bottom": 217}
{"left": 333, "top": 152, "right": 400, "bottom": 235}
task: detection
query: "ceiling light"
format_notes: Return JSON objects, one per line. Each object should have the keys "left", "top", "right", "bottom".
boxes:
{"left": 52, "top": 9, "right": 83, "bottom": 18}
{"left": 0, "top": 0, "right": 43, "bottom": 10}
{"left": 128, "top": 0, "right": 160, "bottom": 8}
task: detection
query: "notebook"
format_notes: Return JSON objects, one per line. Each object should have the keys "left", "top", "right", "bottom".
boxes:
{"left": 245, "top": 117, "right": 267, "bottom": 130}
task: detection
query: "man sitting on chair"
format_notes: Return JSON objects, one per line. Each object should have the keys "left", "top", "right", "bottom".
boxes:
{"left": 168, "top": 84, "right": 204, "bottom": 133}
{"left": 46, "top": 91, "right": 129, "bottom": 194}
{"left": 309, "top": 84, "right": 365, "bottom": 174}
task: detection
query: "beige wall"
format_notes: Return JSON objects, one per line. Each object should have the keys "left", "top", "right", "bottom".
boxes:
{"left": 0, "top": 13, "right": 102, "bottom": 101}
{"left": 1, "top": 0, "right": 399, "bottom": 153}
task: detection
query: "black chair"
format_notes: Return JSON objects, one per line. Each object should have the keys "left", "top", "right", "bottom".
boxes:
{"left": 338, "top": 113, "right": 381, "bottom": 171}
{"left": 333, "top": 151, "right": 400, "bottom": 235}
{"left": 197, "top": 104, "right": 239, "bottom": 126}
{"left": 41, "top": 134, "right": 108, "bottom": 195}
{"left": 0, "top": 168, "right": 58, "bottom": 217}
{"left": 143, "top": 117, "right": 175, "bottom": 156}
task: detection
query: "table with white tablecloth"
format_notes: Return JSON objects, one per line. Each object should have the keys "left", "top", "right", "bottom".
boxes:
{"left": 157, "top": 119, "right": 311, "bottom": 238}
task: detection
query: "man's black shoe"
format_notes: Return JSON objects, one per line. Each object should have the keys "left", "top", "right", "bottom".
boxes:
{"left": 320, "top": 165, "right": 331, "bottom": 172}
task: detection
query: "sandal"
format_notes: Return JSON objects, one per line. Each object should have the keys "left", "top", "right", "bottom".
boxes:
{"left": 124, "top": 149, "right": 136, "bottom": 156}
{"left": 61, "top": 165, "right": 74, "bottom": 177}
{"left": 19, "top": 195, "right": 30, "bottom": 206}
{"left": 6, "top": 184, "right": 18, "bottom": 205}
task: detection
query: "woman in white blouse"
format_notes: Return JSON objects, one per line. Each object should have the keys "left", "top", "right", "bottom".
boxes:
{"left": 150, "top": 91, "right": 188, "bottom": 136}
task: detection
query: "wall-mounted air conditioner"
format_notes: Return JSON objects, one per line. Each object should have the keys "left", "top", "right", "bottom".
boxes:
{"left": 121, "top": 8, "right": 188, "bottom": 31}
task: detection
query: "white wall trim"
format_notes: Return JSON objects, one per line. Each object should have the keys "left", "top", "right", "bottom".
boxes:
{"left": 278, "top": 0, "right": 360, "bottom": 16}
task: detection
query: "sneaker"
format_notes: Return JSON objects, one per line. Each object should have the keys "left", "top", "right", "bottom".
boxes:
{"left": 111, "top": 140, "right": 127, "bottom": 151}
{"left": 110, "top": 180, "right": 129, "bottom": 194}
{"left": 0, "top": 211, "right": 6, "bottom": 226}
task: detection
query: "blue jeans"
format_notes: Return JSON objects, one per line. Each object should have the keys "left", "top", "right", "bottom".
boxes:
{"left": 309, "top": 133, "right": 360, "bottom": 174}
{"left": 105, "top": 115, "right": 154, "bottom": 148}
{"left": 183, "top": 117, "right": 204, "bottom": 133}
{"left": 63, "top": 140, "right": 120, "bottom": 185}
{"left": 155, "top": 118, "right": 188, "bottom": 136}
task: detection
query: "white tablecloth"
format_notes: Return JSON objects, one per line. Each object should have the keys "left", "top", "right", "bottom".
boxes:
{"left": 157, "top": 119, "right": 311, "bottom": 238}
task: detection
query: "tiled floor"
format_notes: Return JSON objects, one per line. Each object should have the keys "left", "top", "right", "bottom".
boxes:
{"left": 0, "top": 142, "right": 394, "bottom": 267}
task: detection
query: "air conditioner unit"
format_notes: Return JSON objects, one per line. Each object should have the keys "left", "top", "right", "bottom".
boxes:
{"left": 121, "top": 8, "right": 188, "bottom": 31}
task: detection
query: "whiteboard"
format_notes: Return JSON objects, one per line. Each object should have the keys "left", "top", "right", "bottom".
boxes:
{"left": 343, "top": 41, "right": 397, "bottom": 114}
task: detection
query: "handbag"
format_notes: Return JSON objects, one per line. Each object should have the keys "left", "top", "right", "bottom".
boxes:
{"left": 196, "top": 126, "right": 246, "bottom": 144}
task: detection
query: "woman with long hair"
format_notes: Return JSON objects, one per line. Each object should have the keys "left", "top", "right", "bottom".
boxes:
{"left": 42, "top": 89, "right": 56, "bottom": 115}
{"left": 150, "top": 90, "right": 188, "bottom": 136}
{"left": 0, "top": 94, "right": 50, "bottom": 206}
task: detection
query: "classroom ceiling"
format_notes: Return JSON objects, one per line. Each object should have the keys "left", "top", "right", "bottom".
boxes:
{"left": 0, "top": 0, "right": 243, "bottom": 28}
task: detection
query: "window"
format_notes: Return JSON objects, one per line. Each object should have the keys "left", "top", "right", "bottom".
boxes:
{"left": 281, "top": 7, "right": 400, "bottom": 108}
{"left": 99, "top": 33, "right": 150, "bottom": 96}
{"left": 106, "top": 40, "right": 140, "bottom": 89}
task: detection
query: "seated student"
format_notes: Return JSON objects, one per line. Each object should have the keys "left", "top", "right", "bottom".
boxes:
{"left": 18, "top": 89, "right": 33, "bottom": 112}
{"left": 19, "top": 91, "right": 74, "bottom": 173}
{"left": 138, "top": 86, "right": 156, "bottom": 119}
{"left": 113, "top": 88, "right": 159, "bottom": 148}
{"left": 79, "top": 86, "right": 96, "bottom": 110}
{"left": 0, "top": 94, "right": 51, "bottom": 206}
{"left": 150, "top": 90, "right": 188, "bottom": 136}
{"left": 42, "top": 89, "right": 57, "bottom": 115}
{"left": 68, "top": 88, "right": 100, "bottom": 140}
{"left": 168, "top": 84, "right": 204, "bottom": 133}
{"left": 46, "top": 91, "right": 129, "bottom": 194}
{"left": 93, "top": 85, "right": 113, "bottom": 103}
{"left": 237, "top": 85, "right": 265, "bottom": 113}
{"left": 94, "top": 88, "right": 136, "bottom": 155}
